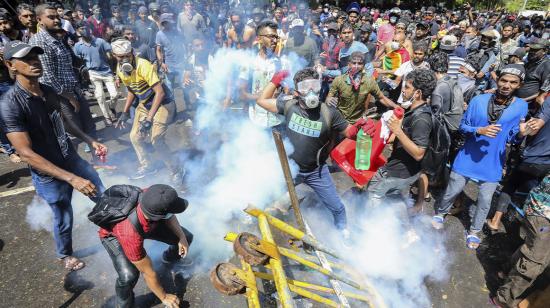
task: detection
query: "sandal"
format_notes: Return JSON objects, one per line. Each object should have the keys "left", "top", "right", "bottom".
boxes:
{"left": 466, "top": 233, "right": 481, "bottom": 250}
{"left": 424, "top": 193, "right": 432, "bottom": 202}
{"left": 60, "top": 256, "right": 86, "bottom": 271}
{"left": 431, "top": 215, "right": 444, "bottom": 230}
{"left": 485, "top": 219, "right": 499, "bottom": 232}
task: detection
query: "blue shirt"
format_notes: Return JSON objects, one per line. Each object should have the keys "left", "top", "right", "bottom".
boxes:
{"left": 453, "top": 94, "right": 528, "bottom": 182}
{"left": 523, "top": 97, "right": 550, "bottom": 165}
{"left": 74, "top": 38, "right": 112, "bottom": 74}
{"left": 155, "top": 29, "right": 186, "bottom": 70}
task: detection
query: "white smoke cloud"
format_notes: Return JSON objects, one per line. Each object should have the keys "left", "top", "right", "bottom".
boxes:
{"left": 25, "top": 196, "right": 53, "bottom": 232}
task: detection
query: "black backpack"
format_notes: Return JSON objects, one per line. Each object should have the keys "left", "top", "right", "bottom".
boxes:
{"left": 438, "top": 77, "right": 464, "bottom": 132}
{"left": 88, "top": 185, "right": 143, "bottom": 230}
{"left": 420, "top": 110, "right": 451, "bottom": 178}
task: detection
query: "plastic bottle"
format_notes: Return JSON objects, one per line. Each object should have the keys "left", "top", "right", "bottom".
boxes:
{"left": 355, "top": 107, "right": 404, "bottom": 170}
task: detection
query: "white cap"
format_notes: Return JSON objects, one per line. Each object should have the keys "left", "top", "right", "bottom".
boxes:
{"left": 111, "top": 39, "right": 132, "bottom": 55}
{"left": 289, "top": 18, "right": 305, "bottom": 29}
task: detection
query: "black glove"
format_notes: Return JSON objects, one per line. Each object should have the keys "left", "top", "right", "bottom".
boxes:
{"left": 115, "top": 112, "right": 130, "bottom": 128}
{"left": 139, "top": 119, "right": 152, "bottom": 134}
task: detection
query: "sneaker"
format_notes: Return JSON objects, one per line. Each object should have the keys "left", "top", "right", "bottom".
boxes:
{"left": 341, "top": 228, "right": 352, "bottom": 247}
{"left": 128, "top": 166, "right": 158, "bottom": 180}
{"left": 431, "top": 215, "right": 445, "bottom": 230}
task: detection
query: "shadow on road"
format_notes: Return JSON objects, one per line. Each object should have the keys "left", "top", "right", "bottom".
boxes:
{"left": 60, "top": 272, "right": 95, "bottom": 308}
{"left": 0, "top": 167, "right": 30, "bottom": 189}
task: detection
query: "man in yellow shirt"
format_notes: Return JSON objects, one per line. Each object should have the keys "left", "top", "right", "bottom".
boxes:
{"left": 112, "top": 39, "right": 182, "bottom": 182}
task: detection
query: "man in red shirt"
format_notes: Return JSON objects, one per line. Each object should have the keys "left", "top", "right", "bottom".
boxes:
{"left": 99, "top": 184, "right": 193, "bottom": 308}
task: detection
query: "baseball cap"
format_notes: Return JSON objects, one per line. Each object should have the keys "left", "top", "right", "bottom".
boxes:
{"left": 140, "top": 184, "right": 188, "bottom": 221}
{"left": 500, "top": 64, "right": 525, "bottom": 81}
{"left": 510, "top": 47, "right": 526, "bottom": 59}
{"left": 480, "top": 29, "right": 498, "bottom": 38}
{"left": 360, "top": 23, "right": 372, "bottom": 32}
{"left": 528, "top": 38, "right": 549, "bottom": 50}
{"left": 3, "top": 41, "right": 44, "bottom": 61}
{"left": 440, "top": 35, "right": 458, "bottom": 51}
{"left": 326, "top": 22, "right": 339, "bottom": 31}
{"left": 416, "top": 21, "right": 429, "bottom": 29}
{"left": 289, "top": 18, "right": 305, "bottom": 29}
{"left": 159, "top": 13, "right": 174, "bottom": 24}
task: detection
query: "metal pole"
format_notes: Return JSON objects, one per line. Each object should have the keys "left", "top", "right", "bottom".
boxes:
{"left": 522, "top": 0, "right": 528, "bottom": 11}
{"left": 271, "top": 130, "right": 306, "bottom": 232}
{"left": 257, "top": 214, "right": 296, "bottom": 308}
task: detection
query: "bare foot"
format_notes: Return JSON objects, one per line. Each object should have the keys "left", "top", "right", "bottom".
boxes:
{"left": 486, "top": 219, "right": 500, "bottom": 231}
{"left": 9, "top": 153, "right": 21, "bottom": 163}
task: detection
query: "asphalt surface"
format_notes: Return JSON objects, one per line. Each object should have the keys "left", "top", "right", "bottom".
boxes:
{"left": 0, "top": 94, "right": 530, "bottom": 308}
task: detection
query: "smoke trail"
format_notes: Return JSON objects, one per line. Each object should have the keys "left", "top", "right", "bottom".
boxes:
{"left": 25, "top": 196, "right": 53, "bottom": 232}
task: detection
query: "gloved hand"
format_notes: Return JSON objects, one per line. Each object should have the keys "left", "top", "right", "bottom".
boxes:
{"left": 138, "top": 119, "right": 152, "bottom": 135}
{"left": 115, "top": 112, "right": 130, "bottom": 129}
{"left": 361, "top": 118, "right": 376, "bottom": 137}
{"left": 271, "top": 70, "right": 290, "bottom": 87}
{"left": 347, "top": 118, "right": 368, "bottom": 139}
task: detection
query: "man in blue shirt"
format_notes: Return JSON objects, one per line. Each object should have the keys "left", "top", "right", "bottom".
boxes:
{"left": 155, "top": 13, "right": 186, "bottom": 92}
{"left": 432, "top": 65, "right": 532, "bottom": 250}
{"left": 74, "top": 25, "right": 118, "bottom": 126}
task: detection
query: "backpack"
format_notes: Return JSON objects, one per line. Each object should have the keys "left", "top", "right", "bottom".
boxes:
{"left": 419, "top": 109, "right": 451, "bottom": 178}
{"left": 438, "top": 77, "right": 464, "bottom": 132}
{"left": 88, "top": 185, "right": 143, "bottom": 230}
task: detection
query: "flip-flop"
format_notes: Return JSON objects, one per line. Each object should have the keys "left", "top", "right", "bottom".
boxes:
{"left": 466, "top": 233, "right": 481, "bottom": 250}
{"left": 61, "top": 256, "right": 86, "bottom": 271}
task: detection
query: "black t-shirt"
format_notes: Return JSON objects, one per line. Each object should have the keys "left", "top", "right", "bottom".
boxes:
{"left": 276, "top": 95, "right": 349, "bottom": 172}
{"left": 0, "top": 82, "right": 76, "bottom": 173}
{"left": 385, "top": 103, "right": 433, "bottom": 178}
{"left": 516, "top": 58, "right": 550, "bottom": 99}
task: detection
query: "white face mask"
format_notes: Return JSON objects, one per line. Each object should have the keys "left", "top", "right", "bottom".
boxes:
{"left": 163, "top": 213, "right": 174, "bottom": 220}
{"left": 400, "top": 90, "right": 417, "bottom": 109}
{"left": 390, "top": 41, "right": 400, "bottom": 51}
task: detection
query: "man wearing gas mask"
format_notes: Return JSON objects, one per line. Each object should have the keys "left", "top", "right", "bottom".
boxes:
{"left": 257, "top": 68, "right": 376, "bottom": 240}
{"left": 112, "top": 39, "right": 183, "bottom": 183}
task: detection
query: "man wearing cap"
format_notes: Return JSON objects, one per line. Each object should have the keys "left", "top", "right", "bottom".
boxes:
{"left": 284, "top": 18, "right": 319, "bottom": 67}
{"left": 30, "top": 3, "right": 98, "bottom": 150}
{"left": 412, "top": 21, "right": 434, "bottom": 54}
{"left": 98, "top": 184, "right": 193, "bottom": 308}
{"left": 439, "top": 34, "right": 466, "bottom": 79}
{"left": 319, "top": 22, "right": 343, "bottom": 101}
{"left": 359, "top": 23, "right": 376, "bottom": 62}
{"left": 474, "top": 30, "right": 499, "bottom": 84}
{"left": 155, "top": 13, "right": 186, "bottom": 92}
{"left": 0, "top": 40, "right": 106, "bottom": 271}
{"left": 432, "top": 65, "right": 531, "bottom": 250}
{"left": 516, "top": 39, "right": 549, "bottom": 105}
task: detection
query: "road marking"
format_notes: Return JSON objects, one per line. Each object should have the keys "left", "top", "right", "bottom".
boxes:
{"left": 0, "top": 186, "right": 35, "bottom": 198}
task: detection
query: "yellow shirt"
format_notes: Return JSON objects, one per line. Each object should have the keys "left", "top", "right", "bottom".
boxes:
{"left": 117, "top": 57, "right": 172, "bottom": 107}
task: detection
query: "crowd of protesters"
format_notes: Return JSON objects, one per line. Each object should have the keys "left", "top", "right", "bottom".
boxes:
{"left": 0, "top": 1, "right": 549, "bottom": 307}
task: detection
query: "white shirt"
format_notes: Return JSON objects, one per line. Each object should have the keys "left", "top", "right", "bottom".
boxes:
{"left": 394, "top": 60, "right": 430, "bottom": 103}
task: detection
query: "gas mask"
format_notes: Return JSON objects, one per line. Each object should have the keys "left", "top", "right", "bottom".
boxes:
{"left": 120, "top": 57, "right": 134, "bottom": 75}
{"left": 297, "top": 79, "right": 321, "bottom": 109}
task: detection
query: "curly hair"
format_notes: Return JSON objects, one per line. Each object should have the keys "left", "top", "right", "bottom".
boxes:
{"left": 428, "top": 51, "right": 449, "bottom": 73}
{"left": 293, "top": 67, "right": 319, "bottom": 86}
{"left": 405, "top": 68, "right": 437, "bottom": 101}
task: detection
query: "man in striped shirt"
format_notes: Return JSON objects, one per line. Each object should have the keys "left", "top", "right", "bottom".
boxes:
{"left": 439, "top": 34, "right": 465, "bottom": 79}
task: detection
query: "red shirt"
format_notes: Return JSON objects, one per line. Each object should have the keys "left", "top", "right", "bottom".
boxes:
{"left": 99, "top": 205, "right": 158, "bottom": 261}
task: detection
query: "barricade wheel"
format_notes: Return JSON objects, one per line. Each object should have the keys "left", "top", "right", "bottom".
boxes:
{"left": 233, "top": 232, "right": 269, "bottom": 266}
{"left": 210, "top": 263, "right": 246, "bottom": 295}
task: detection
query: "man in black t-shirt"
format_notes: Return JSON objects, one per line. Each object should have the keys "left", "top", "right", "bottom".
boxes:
{"left": 515, "top": 39, "right": 549, "bottom": 105}
{"left": 0, "top": 41, "right": 106, "bottom": 272}
{"left": 365, "top": 69, "right": 435, "bottom": 214}
{"left": 257, "top": 67, "right": 374, "bottom": 239}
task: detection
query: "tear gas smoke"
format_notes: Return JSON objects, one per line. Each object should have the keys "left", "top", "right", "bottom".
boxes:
{"left": 25, "top": 196, "right": 53, "bottom": 232}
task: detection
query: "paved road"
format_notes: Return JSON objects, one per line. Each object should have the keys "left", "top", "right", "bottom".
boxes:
{"left": 0, "top": 98, "right": 514, "bottom": 307}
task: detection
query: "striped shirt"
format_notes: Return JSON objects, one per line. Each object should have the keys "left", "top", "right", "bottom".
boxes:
{"left": 447, "top": 55, "right": 466, "bottom": 80}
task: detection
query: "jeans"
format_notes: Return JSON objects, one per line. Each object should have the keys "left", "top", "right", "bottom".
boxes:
{"left": 59, "top": 90, "right": 97, "bottom": 139}
{"left": 101, "top": 223, "right": 194, "bottom": 308}
{"left": 0, "top": 132, "right": 15, "bottom": 155}
{"left": 296, "top": 164, "right": 347, "bottom": 229}
{"left": 31, "top": 156, "right": 104, "bottom": 258}
{"left": 435, "top": 171, "right": 498, "bottom": 233}
{"left": 164, "top": 70, "right": 182, "bottom": 92}
{"left": 88, "top": 71, "right": 118, "bottom": 121}
{"left": 129, "top": 102, "right": 176, "bottom": 171}
{"left": 366, "top": 168, "right": 419, "bottom": 208}
{"left": 496, "top": 215, "right": 550, "bottom": 307}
